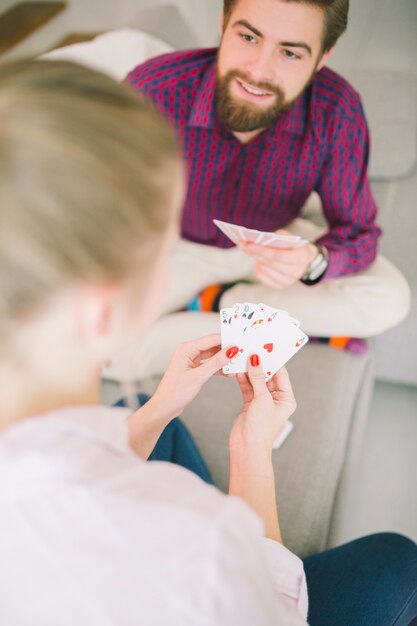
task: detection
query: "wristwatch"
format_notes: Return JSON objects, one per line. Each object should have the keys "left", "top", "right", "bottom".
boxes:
{"left": 300, "top": 243, "right": 329, "bottom": 285}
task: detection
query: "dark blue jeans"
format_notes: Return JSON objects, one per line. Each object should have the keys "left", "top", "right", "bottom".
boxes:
{"left": 118, "top": 393, "right": 417, "bottom": 626}
{"left": 304, "top": 533, "right": 417, "bottom": 626}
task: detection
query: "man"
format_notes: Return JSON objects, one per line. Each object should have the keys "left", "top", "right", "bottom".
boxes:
{"left": 111, "top": 0, "right": 410, "bottom": 378}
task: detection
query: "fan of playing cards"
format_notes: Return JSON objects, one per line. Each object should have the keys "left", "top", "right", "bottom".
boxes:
{"left": 214, "top": 218, "right": 308, "bottom": 249}
{"left": 220, "top": 302, "right": 309, "bottom": 381}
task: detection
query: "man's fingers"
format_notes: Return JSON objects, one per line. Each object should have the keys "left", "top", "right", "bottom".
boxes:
{"left": 239, "top": 242, "right": 277, "bottom": 262}
{"left": 256, "top": 266, "right": 293, "bottom": 289}
{"left": 239, "top": 242, "right": 299, "bottom": 264}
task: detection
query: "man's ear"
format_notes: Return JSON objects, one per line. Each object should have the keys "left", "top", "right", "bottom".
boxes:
{"left": 220, "top": 12, "right": 225, "bottom": 33}
{"left": 316, "top": 46, "right": 335, "bottom": 72}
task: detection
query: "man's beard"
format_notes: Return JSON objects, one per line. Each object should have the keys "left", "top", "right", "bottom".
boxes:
{"left": 215, "top": 69, "right": 301, "bottom": 133}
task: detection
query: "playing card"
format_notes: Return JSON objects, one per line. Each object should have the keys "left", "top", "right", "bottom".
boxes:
{"left": 255, "top": 302, "right": 301, "bottom": 328}
{"left": 213, "top": 219, "right": 308, "bottom": 249}
{"left": 220, "top": 304, "right": 247, "bottom": 360}
{"left": 222, "top": 302, "right": 309, "bottom": 380}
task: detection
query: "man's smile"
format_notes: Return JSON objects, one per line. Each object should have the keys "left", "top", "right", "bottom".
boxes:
{"left": 234, "top": 77, "right": 275, "bottom": 101}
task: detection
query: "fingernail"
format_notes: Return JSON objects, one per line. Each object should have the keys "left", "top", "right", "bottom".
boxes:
{"left": 250, "top": 354, "right": 259, "bottom": 367}
{"left": 226, "top": 346, "right": 239, "bottom": 359}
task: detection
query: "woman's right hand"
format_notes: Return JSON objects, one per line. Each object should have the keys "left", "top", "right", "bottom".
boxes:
{"left": 229, "top": 357, "right": 297, "bottom": 454}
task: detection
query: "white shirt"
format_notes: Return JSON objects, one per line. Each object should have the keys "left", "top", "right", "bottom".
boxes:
{"left": 0, "top": 406, "right": 308, "bottom": 625}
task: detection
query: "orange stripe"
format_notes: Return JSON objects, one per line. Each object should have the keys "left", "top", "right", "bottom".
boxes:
{"left": 329, "top": 337, "right": 350, "bottom": 350}
{"left": 200, "top": 284, "right": 221, "bottom": 311}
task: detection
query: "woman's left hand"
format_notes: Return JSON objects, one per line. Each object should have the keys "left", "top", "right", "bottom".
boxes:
{"left": 148, "top": 333, "right": 233, "bottom": 423}
{"left": 128, "top": 334, "right": 234, "bottom": 459}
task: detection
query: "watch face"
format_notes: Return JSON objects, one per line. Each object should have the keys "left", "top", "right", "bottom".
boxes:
{"left": 307, "top": 252, "right": 328, "bottom": 281}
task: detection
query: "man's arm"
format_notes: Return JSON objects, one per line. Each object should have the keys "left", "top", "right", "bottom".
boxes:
{"left": 315, "top": 98, "right": 382, "bottom": 279}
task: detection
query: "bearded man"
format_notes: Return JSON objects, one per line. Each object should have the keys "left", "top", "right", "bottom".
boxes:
{"left": 121, "top": 0, "right": 410, "bottom": 377}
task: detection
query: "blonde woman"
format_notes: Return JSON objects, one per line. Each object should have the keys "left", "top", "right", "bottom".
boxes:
{"left": 0, "top": 60, "right": 416, "bottom": 626}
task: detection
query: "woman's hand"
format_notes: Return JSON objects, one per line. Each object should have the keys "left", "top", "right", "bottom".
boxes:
{"left": 149, "top": 333, "right": 235, "bottom": 423}
{"left": 129, "top": 334, "right": 234, "bottom": 459}
{"left": 228, "top": 359, "right": 296, "bottom": 543}
{"left": 229, "top": 357, "right": 297, "bottom": 454}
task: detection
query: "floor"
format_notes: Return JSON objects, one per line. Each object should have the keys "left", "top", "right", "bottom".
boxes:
{"left": 3, "top": 0, "right": 417, "bottom": 545}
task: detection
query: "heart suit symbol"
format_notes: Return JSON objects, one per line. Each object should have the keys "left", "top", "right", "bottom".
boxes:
{"left": 263, "top": 343, "right": 274, "bottom": 353}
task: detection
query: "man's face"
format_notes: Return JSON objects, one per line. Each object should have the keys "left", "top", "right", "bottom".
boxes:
{"left": 216, "top": 0, "right": 331, "bottom": 133}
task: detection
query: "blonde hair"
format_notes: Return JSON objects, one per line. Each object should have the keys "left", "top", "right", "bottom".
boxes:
{"left": 0, "top": 59, "right": 181, "bottom": 336}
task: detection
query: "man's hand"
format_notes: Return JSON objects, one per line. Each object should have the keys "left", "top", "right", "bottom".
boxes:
{"left": 238, "top": 229, "right": 318, "bottom": 289}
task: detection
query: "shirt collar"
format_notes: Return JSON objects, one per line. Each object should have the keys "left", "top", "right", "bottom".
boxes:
{"left": 188, "top": 54, "right": 309, "bottom": 139}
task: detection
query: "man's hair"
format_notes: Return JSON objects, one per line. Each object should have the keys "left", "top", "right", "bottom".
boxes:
{"left": 223, "top": 0, "right": 349, "bottom": 52}
{"left": 0, "top": 59, "right": 180, "bottom": 340}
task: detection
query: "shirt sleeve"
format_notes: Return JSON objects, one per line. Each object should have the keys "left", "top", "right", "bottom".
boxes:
{"left": 202, "top": 497, "right": 308, "bottom": 625}
{"left": 314, "top": 98, "right": 382, "bottom": 279}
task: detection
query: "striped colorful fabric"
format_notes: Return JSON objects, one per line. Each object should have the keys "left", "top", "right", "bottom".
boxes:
{"left": 127, "top": 48, "right": 382, "bottom": 279}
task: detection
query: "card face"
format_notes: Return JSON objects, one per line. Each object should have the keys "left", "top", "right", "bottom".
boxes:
{"left": 221, "top": 302, "right": 308, "bottom": 380}
{"left": 213, "top": 219, "right": 308, "bottom": 249}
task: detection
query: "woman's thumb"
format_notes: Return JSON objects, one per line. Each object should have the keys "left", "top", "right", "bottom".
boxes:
{"left": 200, "top": 346, "right": 233, "bottom": 378}
{"left": 247, "top": 354, "right": 267, "bottom": 394}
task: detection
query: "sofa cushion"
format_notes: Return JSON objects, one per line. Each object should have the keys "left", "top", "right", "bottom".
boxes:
{"left": 340, "top": 69, "right": 417, "bottom": 180}
{"left": 41, "top": 28, "right": 172, "bottom": 80}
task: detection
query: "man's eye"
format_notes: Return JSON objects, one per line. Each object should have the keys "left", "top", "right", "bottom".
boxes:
{"left": 283, "top": 49, "right": 301, "bottom": 60}
{"left": 240, "top": 33, "right": 256, "bottom": 44}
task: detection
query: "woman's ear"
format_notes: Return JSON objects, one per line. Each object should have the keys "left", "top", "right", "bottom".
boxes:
{"left": 74, "top": 284, "right": 120, "bottom": 358}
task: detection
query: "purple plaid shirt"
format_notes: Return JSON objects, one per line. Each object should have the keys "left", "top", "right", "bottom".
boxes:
{"left": 127, "top": 48, "right": 381, "bottom": 278}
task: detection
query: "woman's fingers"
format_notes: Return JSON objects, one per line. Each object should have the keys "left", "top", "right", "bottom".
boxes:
{"left": 198, "top": 346, "right": 223, "bottom": 361}
{"left": 269, "top": 368, "right": 297, "bottom": 410}
{"left": 246, "top": 354, "right": 268, "bottom": 395}
{"left": 198, "top": 346, "right": 232, "bottom": 379}
{"left": 183, "top": 333, "right": 222, "bottom": 354}
{"left": 236, "top": 373, "right": 253, "bottom": 403}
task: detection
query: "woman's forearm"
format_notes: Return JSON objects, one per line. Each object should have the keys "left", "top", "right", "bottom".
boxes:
{"left": 127, "top": 396, "right": 176, "bottom": 460}
{"left": 229, "top": 445, "right": 282, "bottom": 543}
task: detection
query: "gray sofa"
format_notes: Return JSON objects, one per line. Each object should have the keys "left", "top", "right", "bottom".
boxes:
{"left": 46, "top": 3, "right": 416, "bottom": 558}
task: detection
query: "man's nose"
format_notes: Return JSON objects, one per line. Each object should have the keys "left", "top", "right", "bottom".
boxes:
{"left": 244, "top": 47, "right": 275, "bottom": 85}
